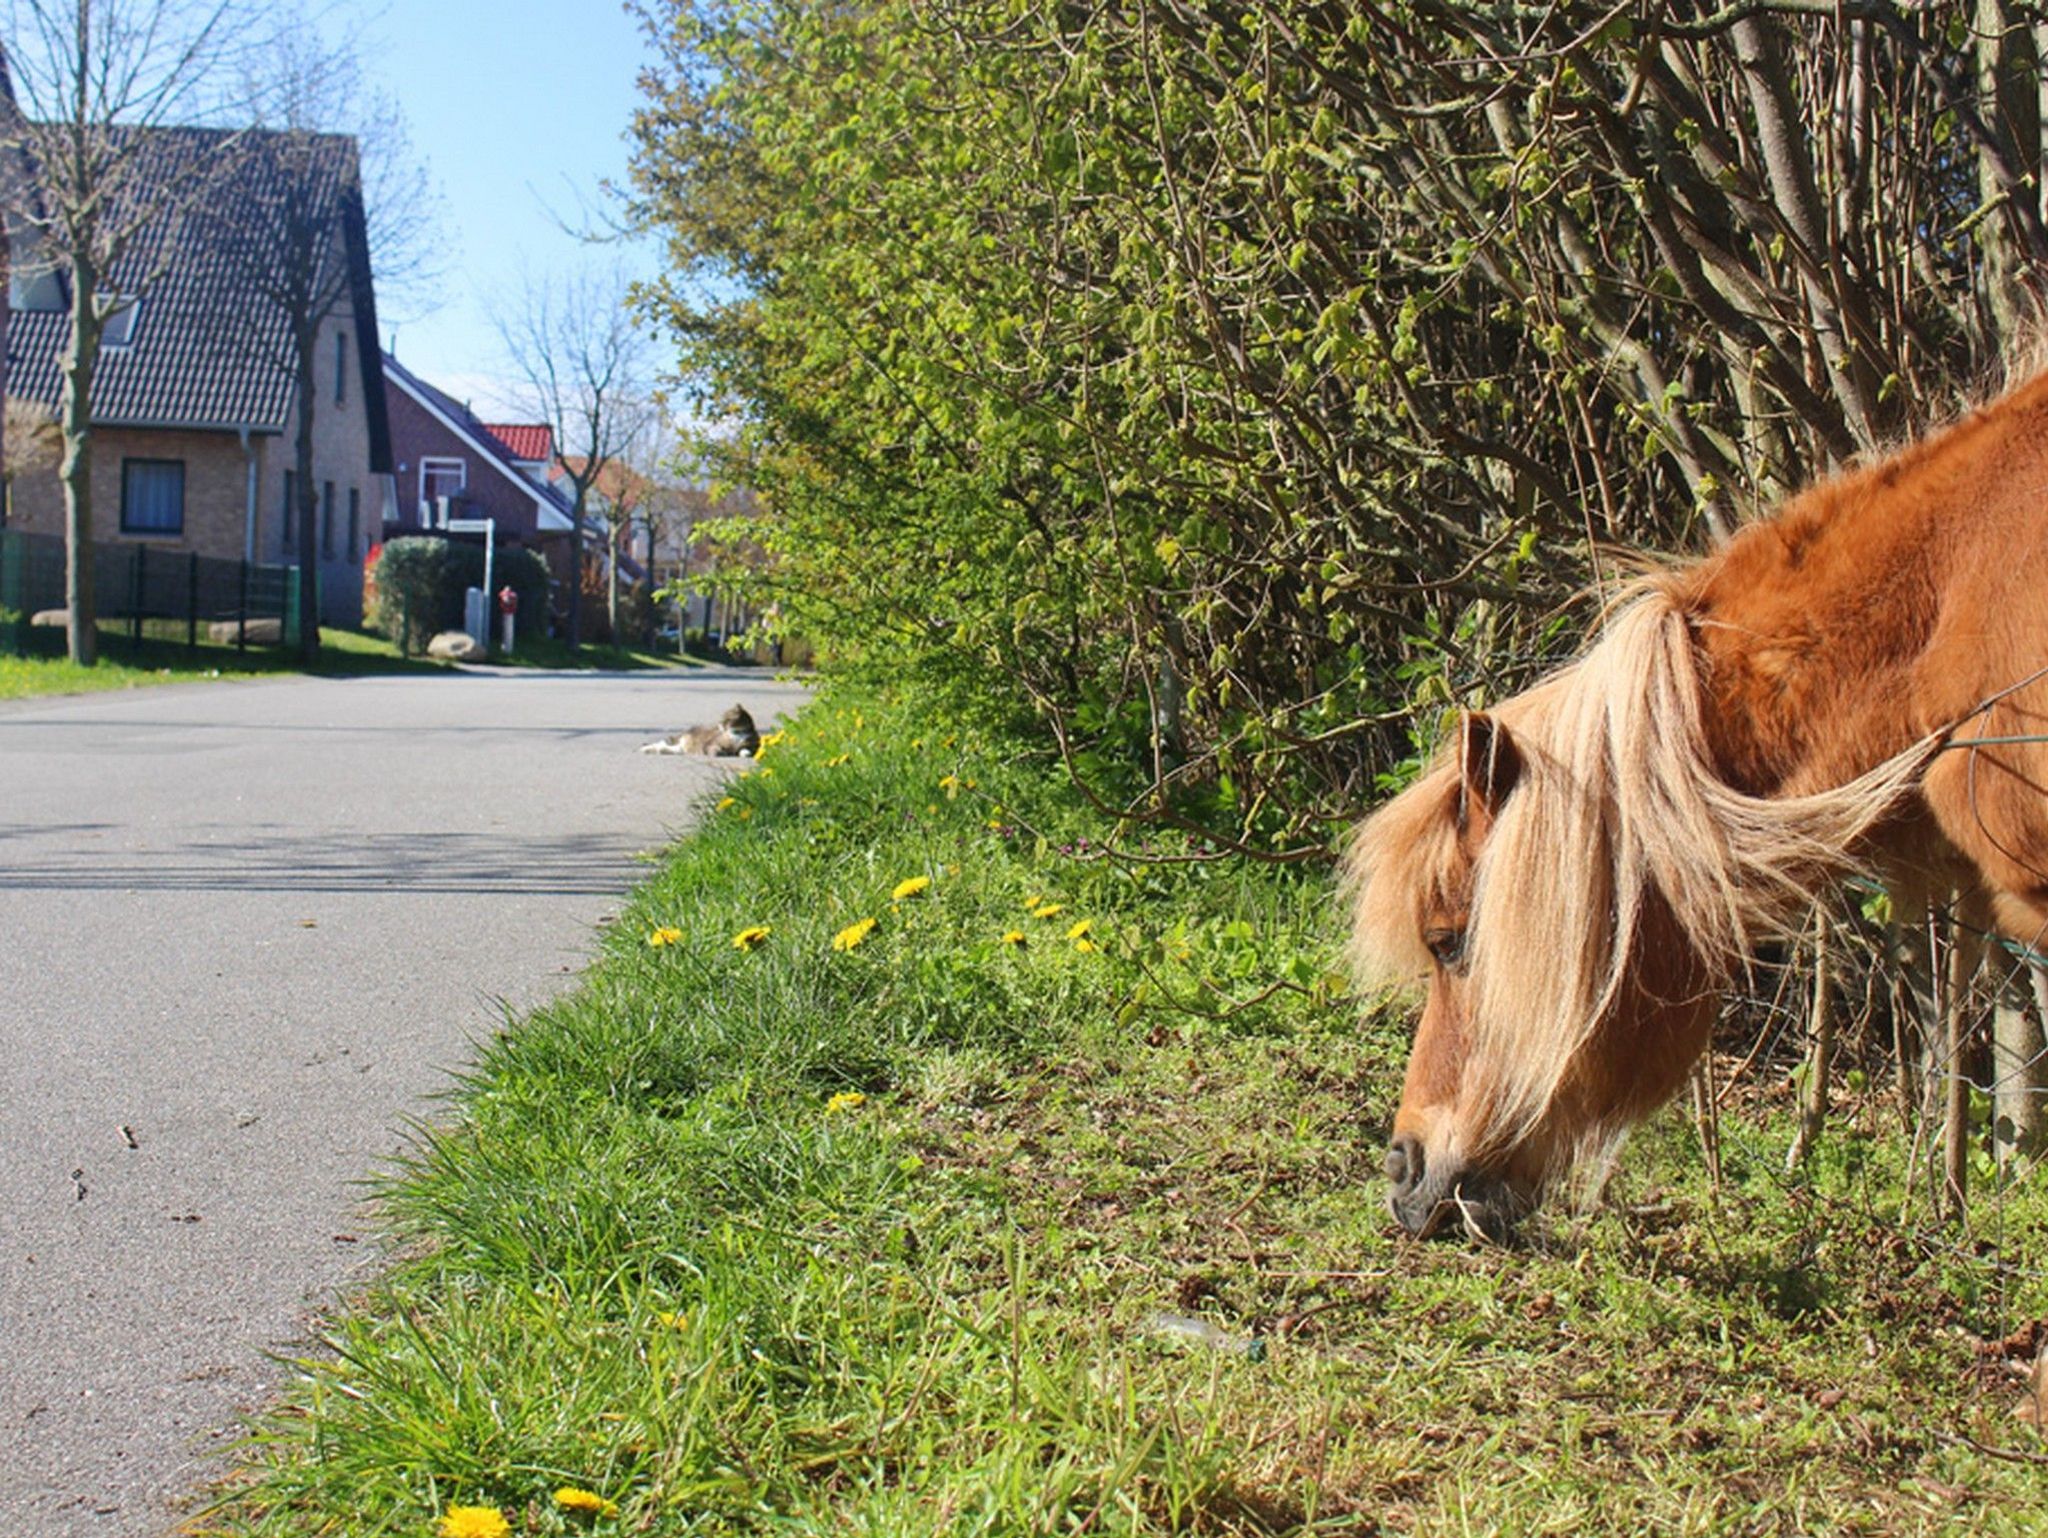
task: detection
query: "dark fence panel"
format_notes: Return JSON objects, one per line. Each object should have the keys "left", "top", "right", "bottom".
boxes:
{"left": 0, "top": 528, "right": 299, "bottom": 657}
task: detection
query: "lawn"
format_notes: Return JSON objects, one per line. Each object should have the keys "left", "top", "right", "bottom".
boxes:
{"left": 199, "top": 690, "right": 2048, "bottom": 1537}
{"left": 0, "top": 626, "right": 705, "bottom": 700}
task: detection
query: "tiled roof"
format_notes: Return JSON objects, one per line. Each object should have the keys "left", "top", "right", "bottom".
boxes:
{"left": 479, "top": 422, "right": 552, "bottom": 463}
{"left": 7, "top": 125, "right": 390, "bottom": 466}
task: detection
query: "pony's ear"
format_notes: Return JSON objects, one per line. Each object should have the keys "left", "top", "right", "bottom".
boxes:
{"left": 1456, "top": 711, "right": 1521, "bottom": 829}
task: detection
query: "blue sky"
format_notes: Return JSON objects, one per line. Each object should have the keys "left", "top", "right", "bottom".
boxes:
{"left": 346, "top": 0, "right": 664, "bottom": 418}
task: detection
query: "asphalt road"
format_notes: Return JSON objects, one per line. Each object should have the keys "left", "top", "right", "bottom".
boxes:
{"left": 0, "top": 664, "right": 807, "bottom": 1535}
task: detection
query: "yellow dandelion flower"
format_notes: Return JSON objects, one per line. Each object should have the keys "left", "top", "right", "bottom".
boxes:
{"left": 1066, "top": 918, "right": 1093, "bottom": 941}
{"left": 911, "top": 737, "right": 924, "bottom": 748}
{"left": 716, "top": 796, "right": 737, "bottom": 811}
{"left": 832, "top": 917, "right": 877, "bottom": 952}
{"left": 1024, "top": 894, "right": 1043, "bottom": 909}
{"left": 943, "top": 734, "right": 956, "bottom": 747}
{"left": 1074, "top": 938, "right": 1099, "bottom": 954}
{"left": 737, "top": 806, "right": 753, "bottom": 820}
{"left": 891, "top": 875, "right": 932, "bottom": 901}
{"left": 757, "top": 765, "right": 774, "bottom": 778}
{"left": 655, "top": 1310, "right": 688, "bottom": 1330}
{"left": 825, "top": 752, "right": 852, "bottom": 767}
{"left": 555, "top": 1487, "right": 621, "bottom": 1518}
{"left": 647, "top": 926, "right": 684, "bottom": 948}
{"left": 438, "top": 1508, "right": 511, "bottom": 1538}
{"left": 732, "top": 925, "right": 772, "bottom": 951}
{"left": 938, "top": 773, "right": 960, "bottom": 793}
{"left": 758, "top": 729, "right": 789, "bottom": 749}
{"left": 1032, "top": 903, "right": 1066, "bottom": 920}
{"left": 1000, "top": 930, "right": 1027, "bottom": 947}
{"left": 987, "top": 817, "right": 1006, "bottom": 830}
{"left": 827, "top": 1090, "right": 867, "bottom": 1113}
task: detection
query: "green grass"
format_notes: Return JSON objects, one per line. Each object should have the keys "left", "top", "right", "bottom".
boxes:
{"left": 0, "top": 625, "right": 452, "bottom": 698}
{"left": 198, "top": 691, "right": 2048, "bottom": 1537}
{"left": 0, "top": 625, "right": 713, "bottom": 700}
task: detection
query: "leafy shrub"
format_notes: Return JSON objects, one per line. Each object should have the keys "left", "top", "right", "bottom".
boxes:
{"left": 366, "top": 537, "right": 551, "bottom": 653}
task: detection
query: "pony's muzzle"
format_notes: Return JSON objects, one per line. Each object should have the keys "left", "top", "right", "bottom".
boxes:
{"left": 1385, "top": 1139, "right": 1521, "bottom": 1241}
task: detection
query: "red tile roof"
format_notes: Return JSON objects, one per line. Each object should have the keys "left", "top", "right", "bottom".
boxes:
{"left": 479, "top": 422, "right": 554, "bottom": 463}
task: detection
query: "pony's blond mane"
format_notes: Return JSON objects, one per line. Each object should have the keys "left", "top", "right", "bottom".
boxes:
{"left": 1348, "top": 583, "right": 1943, "bottom": 1156}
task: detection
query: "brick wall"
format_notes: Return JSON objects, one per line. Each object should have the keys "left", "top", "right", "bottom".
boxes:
{"left": 6, "top": 427, "right": 261, "bottom": 560}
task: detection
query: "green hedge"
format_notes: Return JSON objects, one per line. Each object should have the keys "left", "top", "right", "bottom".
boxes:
{"left": 365, "top": 538, "right": 552, "bottom": 653}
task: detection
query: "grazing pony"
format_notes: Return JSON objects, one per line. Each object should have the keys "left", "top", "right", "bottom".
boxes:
{"left": 1348, "top": 368, "right": 2048, "bottom": 1238}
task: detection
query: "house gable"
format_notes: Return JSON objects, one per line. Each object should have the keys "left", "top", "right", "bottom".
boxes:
{"left": 382, "top": 354, "right": 573, "bottom": 535}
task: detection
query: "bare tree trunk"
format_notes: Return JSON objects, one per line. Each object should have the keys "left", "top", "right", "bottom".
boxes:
{"left": 58, "top": 270, "right": 100, "bottom": 667}
{"left": 1975, "top": 0, "right": 2041, "bottom": 349}
{"left": 1892, "top": 893, "right": 1933, "bottom": 1117}
{"left": 566, "top": 496, "right": 585, "bottom": 648}
{"left": 1993, "top": 964, "right": 2046, "bottom": 1167}
{"left": 1787, "top": 908, "right": 1835, "bottom": 1170}
{"left": 607, "top": 518, "right": 620, "bottom": 641}
{"left": 1941, "top": 906, "right": 1984, "bottom": 1220}
{"left": 294, "top": 328, "right": 320, "bottom": 663}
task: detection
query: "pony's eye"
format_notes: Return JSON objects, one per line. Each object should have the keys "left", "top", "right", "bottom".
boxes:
{"left": 1424, "top": 928, "right": 1467, "bottom": 968}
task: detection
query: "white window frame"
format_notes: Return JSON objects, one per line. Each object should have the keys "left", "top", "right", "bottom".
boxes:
{"left": 99, "top": 294, "right": 142, "bottom": 348}
{"left": 418, "top": 457, "right": 466, "bottom": 524}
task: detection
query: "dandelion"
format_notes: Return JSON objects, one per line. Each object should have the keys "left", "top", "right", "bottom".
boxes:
{"left": 825, "top": 752, "right": 852, "bottom": 767}
{"left": 833, "top": 917, "right": 877, "bottom": 952}
{"left": 716, "top": 796, "right": 737, "bottom": 811}
{"left": 555, "top": 1487, "right": 620, "bottom": 1518}
{"left": 1032, "top": 902, "right": 1065, "bottom": 920}
{"left": 827, "top": 1090, "right": 867, "bottom": 1113}
{"left": 1065, "top": 918, "right": 1093, "bottom": 941}
{"left": 891, "top": 875, "right": 932, "bottom": 901}
{"left": 438, "top": 1508, "right": 510, "bottom": 1538}
{"left": 655, "top": 1310, "right": 688, "bottom": 1330}
{"left": 646, "top": 926, "right": 683, "bottom": 948}
{"left": 732, "top": 925, "right": 772, "bottom": 951}
{"left": 939, "top": 773, "right": 960, "bottom": 795}
{"left": 1000, "top": 930, "right": 1027, "bottom": 947}
{"left": 738, "top": 807, "right": 753, "bottom": 820}
{"left": 1074, "top": 938, "right": 1099, "bottom": 954}
{"left": 758, "top": 729, "right": 789, "bottom": 750}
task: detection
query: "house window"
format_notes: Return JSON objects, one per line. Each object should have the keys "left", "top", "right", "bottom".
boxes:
{"left": 420, "top": 457, "right": 464, "bottom": 524}
{"left": 99, "top": 294, "right": 142, "bottom": 348}
{"left": 335, "top": 331, "right": 348, "bottom": 405}
{"left": 282, "top": 470, "right": 296, "bottom": 549}
{"left": 347, "top": 487, "right": 360, "bottom": 562}
{"left": 321, "top": 480, "right": 335, "bottom": 557}
{"left": 120, "top": 459, "right": 184, "bottom": 535}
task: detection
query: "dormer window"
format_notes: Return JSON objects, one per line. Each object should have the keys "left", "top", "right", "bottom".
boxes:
{"left": 99, "top": 295, "right": 142, "bottom": 349}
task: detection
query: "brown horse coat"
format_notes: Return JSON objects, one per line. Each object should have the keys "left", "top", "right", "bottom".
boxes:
{"left": 1349, "top": 369, "right": 2048, "bottom": 1236}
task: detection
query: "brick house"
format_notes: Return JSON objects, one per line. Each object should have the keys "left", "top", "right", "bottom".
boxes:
{"left": 2, "top": 127, "right": 393, "bottom": 627}
{"left": 380, "top": 352, "right": 576, "bottom": 610}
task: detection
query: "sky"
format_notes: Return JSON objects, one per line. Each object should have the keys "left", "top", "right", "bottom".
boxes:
{"left": 340, "top": 0, "right": 665, "bottom": 421}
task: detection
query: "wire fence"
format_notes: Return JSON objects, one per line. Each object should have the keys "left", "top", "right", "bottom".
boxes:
{"left": 1684, "top": 888, "right": 2048, "bottom": 1292}
{"left": 0, "top": 527, "right": 300, "bottom": 657}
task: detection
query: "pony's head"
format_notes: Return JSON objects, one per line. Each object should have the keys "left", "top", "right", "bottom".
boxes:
{"left": 1347, "top": 593, "right": 1932, "bottom": 1239}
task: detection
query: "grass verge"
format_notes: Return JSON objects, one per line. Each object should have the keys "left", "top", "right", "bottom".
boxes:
{"left": 201, "top": 689, "right": 2048, "bottom": 1536}
{"left": 0, "top": 626, "right": 448, "bottom": 699}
